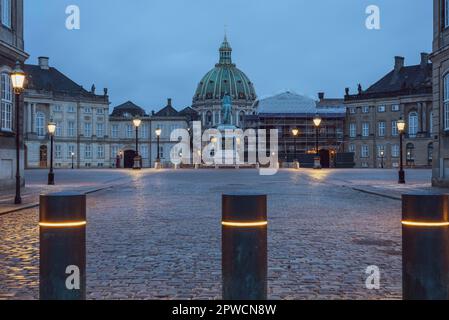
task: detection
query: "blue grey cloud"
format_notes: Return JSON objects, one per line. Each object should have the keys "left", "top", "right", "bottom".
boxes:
{"left": 25, "top": 0, "right": 431, "bottom": 111}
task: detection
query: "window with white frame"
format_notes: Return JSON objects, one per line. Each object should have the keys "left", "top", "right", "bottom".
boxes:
{"left": 68, "top": 145, "right": 75, "bottom": 158}
{"left": 84, "top": 123, "right": 92, "bottom": 137}
{"left": 140, "top": 145, "right": 148, "bottom": 158}
{"left": 111, "top": 146, "right": 119, "bottom": 157}
{"left": 112, "top": 124, "right": 119, "bottom": 138}
{"left": 1, "top": 72, "right": 12, "bottom": 131}
{"left": 408, "top": 111, "right": 419, "bottom": 137}
{"left": 96, "top": 108, "right": 104, "bottom": 115}
{"left": 378, "top": 121, "right": 386, "bottom": 137}
{"left": 392, "top": 144, "right": 400, "bottom": 158}
{"left": 377, "top": 145, "right": 385, "bottom": 157}
{"left": 348, "top": 144, "right": 355, "bottom": 153}
{"left": 84, "top": 144, "right": 92, "bottom": 159}
{"left": 377, "top": 105, "right": 386, "bottom": 113}
{"left": 96, "top": 123, "right": 104, "bottom": 137}
{"left": 392, "top": 120, "right": 399, "bottom": 136}
{"left": 1, "top": 0, "right": 11, "bottom": 28}
{"left": 349, "top": 123, "right": 356, "bottom": 138}
{"left": 140, "top": 124, "right": 148, "bottom": 139}
{"left": 36, "top": 112, "right": 45, "bottom": 136}
{"left": 391, "top": 104, "right": 400, "bottom": 112}
{"left": 444, "top": 74, "right": 449, "bottom": 130}
{"left": 68, "top": 105, "right": 76, "bottom": 113}
{"left": 349, "top": 107, "right": 356, "bottom": 114}
{"left": 362, "top": 106, "right": 370, "bottom": 114}
{"left": 84, "top": 107, "right": 92, "bottom": 114}
{"left": 127, "top": 124, "right": 133, "bottom": 138}
{"left": 361, "top": 145, "right": 369, "bottom": 158}
{"left": 67, "top": 121, "right": 75, "bottom": 137}
{"left": 55, "top": 121, "right": 63, "bottom": 137}
{"left": 159, "top": 146, "right": 164, "bottom": 159}
{"left": 55, "top": 144, "right": 62, "bottom": 159}
{"left": 362, "top": 122, "right": 370, "bottom": 137}
{"left": 97, "top": 145, "right": 104, "bottom": 159}
{"left": 53, "top": 105, "right": 62, "bottom": 112}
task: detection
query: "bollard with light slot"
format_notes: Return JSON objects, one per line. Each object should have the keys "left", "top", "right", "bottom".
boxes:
{"left": 222, "top": 193, "right": 268, "bottom": 300}
{"left": 402, "top": 193, "right": 449, "bottom": 300}
{"left": 39, "top": 192, "right": 86, "bottom": 300}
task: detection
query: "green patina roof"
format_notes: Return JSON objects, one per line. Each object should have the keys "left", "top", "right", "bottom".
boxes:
{"left": 193, "top": 36, "right": 256, "bottom": 103}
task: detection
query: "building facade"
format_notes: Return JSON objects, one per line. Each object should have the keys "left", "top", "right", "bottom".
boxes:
{"left": 109, "top": 99, "right": 189, "bottom": 168}
{"left": 344, "top": 55, "right": 434, "bottom": 169}
{"left": 24, "top": 57, "right": 111, "bottom": 169}
{"left": 245, "top": 91, "right": 347, "bottom": 168}
{"left": 192, "top": 36, "right": 257, "bottom": 129}
{"left": 0, "top": 0, "right": 28, "bottom": 190}
{"left": 431, "top": 0, "right": 449, "bottom": 186}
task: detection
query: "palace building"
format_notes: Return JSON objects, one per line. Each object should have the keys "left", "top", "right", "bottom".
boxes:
{"left": 431, "top": 0, "right": 449, "bottom": 186}
{"left": 23, "top": 57, "right": 111, "bottom": 169}
{"left": 344, "top": 54, "right": 433, "bottom": 169}
{"left": 192, "top": 35, "right": 257, "bottom": 129}
{"left": 0, "top": 0, "right": 28, "bottom": 190}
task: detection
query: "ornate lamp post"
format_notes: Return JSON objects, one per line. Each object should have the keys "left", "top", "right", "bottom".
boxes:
{"left": 155, "top": 128, "right": 162, "bottom": 168}
{"left": 291, "top": 128, "right": 299, "bottom": 168}
{"left": 11, "top": 61, "right": 26, "bottom": 204}
{"left": 313, "top": 114, "right": 322, "bottom": 169}
{"left": 397, "top": 117, "right": 406, "bottom": 184}
{"left": 47, "top": 120, "right": 56, "bottom": 185}
{"left": 133, "top": 117, "right": 142, "bottom": 170}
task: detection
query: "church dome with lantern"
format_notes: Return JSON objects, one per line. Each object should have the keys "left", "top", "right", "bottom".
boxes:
{"left": 192, "top": 35, "right": 257, "bottom": 128}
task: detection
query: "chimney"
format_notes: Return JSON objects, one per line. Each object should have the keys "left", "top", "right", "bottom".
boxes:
{"left": 394, "top": 56, "right": 405, "bottom": 73}
{"left": 167, "top": 98, "right": 172, "bottom": 107}
{"left": 421, "top": 52, "right": 429, "bottom": 68}
{"left": 318, "top": 92, "right": 325, "bottom": 101}
{"left": 38, "top": 57, "right": 50, "bottom": 70}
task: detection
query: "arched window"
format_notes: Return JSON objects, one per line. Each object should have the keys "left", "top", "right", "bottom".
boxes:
{"left": 408, "top": 111, "right": 418, "bottom": 137}
{"left": 36, "top": 112, "right": 45, "bottom": 136}
{"left": 428, "top": 142, "right": 433, "bottom": 165}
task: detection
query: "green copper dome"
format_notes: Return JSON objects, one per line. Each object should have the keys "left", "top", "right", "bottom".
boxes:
{"left": 193, "top": 36, "right": 257, "bottom": 102}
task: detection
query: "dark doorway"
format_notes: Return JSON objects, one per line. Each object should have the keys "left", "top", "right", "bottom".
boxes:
{"left": 39, "top": 145, "right": 48, "bottom": 168}
{"left": 320, "top": 149, "right": 330, "bottom": 168}
{"left": 124, "top": 150, "right": 136, "bottom": 168}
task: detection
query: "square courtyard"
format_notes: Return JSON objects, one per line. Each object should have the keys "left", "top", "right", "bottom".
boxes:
{"left": 0, "top": 168, "right": 434, "bottom": 300}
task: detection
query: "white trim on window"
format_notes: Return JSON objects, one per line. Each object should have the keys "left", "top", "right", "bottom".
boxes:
{"left": 1, "top": 73, "right": 12, "bottom": 131}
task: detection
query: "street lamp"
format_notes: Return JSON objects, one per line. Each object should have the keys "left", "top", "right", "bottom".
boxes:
{"left": 47, "top": 120, "right": 56, "bottom": 185}
{"left": 11, "top": 61, "right": 26, "bottom": 204}
{"left": 397, "top": 117, "right": 406, "bottom": 184}
{"left": 133, "top": 117, "right": 142, "bottom": 170}
{"left": 71, "top": 152, "right": 75, "bottom": 169}
{"left": 380, "top": 150, "right": 385, "bottom": 169}
{"left": 155, "top": 128, "right": 162, "bottom": 168}
{"left": 313, "top": 114, "right": 322, "bottom": 169}
{"left": 291, "top": 128, "right": 299, "bottom": 168}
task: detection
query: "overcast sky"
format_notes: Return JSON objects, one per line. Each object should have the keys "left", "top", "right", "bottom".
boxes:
{"left": 25, "top": 0, "right": 432, "bottom": 112}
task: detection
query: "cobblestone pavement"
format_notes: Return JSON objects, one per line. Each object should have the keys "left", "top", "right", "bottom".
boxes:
{"left": 0, "top": 169, "right": 421, "bottom": 300}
